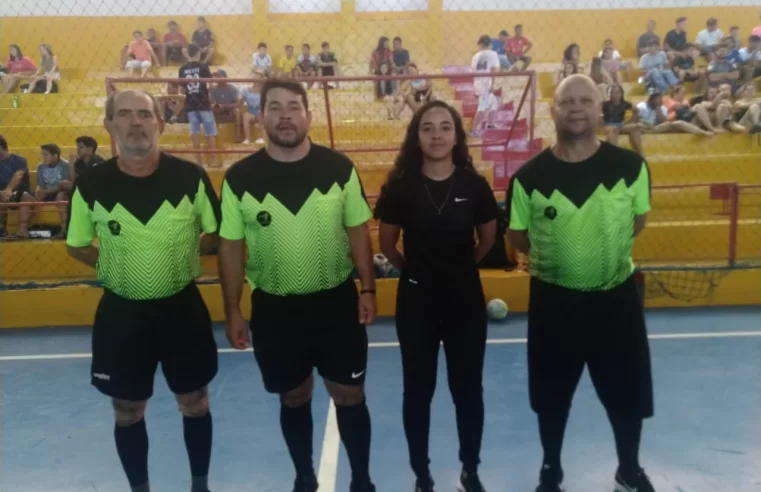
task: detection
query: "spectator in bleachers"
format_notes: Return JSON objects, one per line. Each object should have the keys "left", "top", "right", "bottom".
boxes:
{"left": 733, "top": 83, "right": 761, "bottom": 133}
{"left": 210, "top": 70, "right": 243, "bottom": 143}
{"left": 35, "top": 143, "right": 71, "bottom": 238}
{"left": 752, "top": 14, "right": 761, "bottom": 37}
{"left": 70, "top": 136, "right": 105, "bottom": 183}
{"left": 506, "top": 24, "right": 533, "bottom": 71}
{"left": 723, "top": 36, "right": 743, "bottom": 65}
{"left": 602, "top": 84, "right": 644, "bottom": 155}
{"left": 125, "top": 30, "right": 160, "bottom": 78}
{"left": 370, "top": 36, "right": 394, "bottom": 74}
{"left": 376, "top": 61, "right": 398, "bottom": 110}
{"left": 253, "top": 42, "right": 272, "bottom": 75}
{"left": 145, "top": 29, "right": 164, "bottom": 66}
{"left": 601, "top": 48, "right": 624, "bottom": 85}
{"left": 664, "top": 85, "right": 716, "bottom": 132}
{"left": 557, "top": 43, "right": 581, "bottom": 85}
{"left": 392, "top": 64, "right": 435, "bottom": 118}
{"left": 639, "top": 40, "right": 680, "bottom": 93}
{"left": 664, "top": 17, "right": 690, "bottom": 63}
{"left": 318, "top": 42, "right": 340, "bottom": 88}
{"left": 163, "top": 20, "right": 189, "bottom": 64}
{"left": 470, "top": 35, "right": 501, "bottom": 136}
{"left": 589, "top": 56, "right": 613, "bottom": 99}
{"left": 691, "top": 86, "right": 737, "bottom": 133}
{"left": 672, "top": 45, "right": 703, "bottom": 89}
{"left": 730, "top": 26, "right": 741, "bottom": 49}
{"left": 707, "top": 41, "right": 740, "bottom": 92}
{"left": 392, "top": 37, "right": 411, "bottom": 73}
{"left": 695, "top": 18, "right": 723, "bottom": 60}
{"left": 1, "top": 44, "right": 36, "bottom": 93}
{"left": 241, "top": 70, "right": 265, "bottom": 144}
{"left": 278, "top": 45, "right": 297, "bottom": 77}
{"left": 637, "top": 20, "right": 660, "bottom": 56}
{"left": 296, "top": 43, "right": 318, "bottom": 89}
{"left": 191, "top": 17, "right": 215, "bottom": 64}
{"left": 26, "top": 44, "right": 59, "bottom": 95}
{"left": 739, "top": 35, "right": 761, "bottom": 82}
{"left": 598, "top": 39, "right": 629, "bottom": 80}
{"left": 637, "top": 89, "right": 712, "bottom": 136}
{"left": 491, "top": 30, "right": 511, "bottom": 70}
{"left": 0, "top": 135, "right": 33, "bottom": 239}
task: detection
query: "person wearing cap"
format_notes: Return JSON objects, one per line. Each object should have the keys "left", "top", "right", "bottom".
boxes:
{"left": 209, "top": 69, "right": 243, "bottom": 143}
{"left": 491, "top": 29, "right": 512, "bottom": 70}
{"left": 696, "top": 18, "right": 724, "bottom": 60}
{"left": 636, "top": 89, "right": 712, "bottom": 136}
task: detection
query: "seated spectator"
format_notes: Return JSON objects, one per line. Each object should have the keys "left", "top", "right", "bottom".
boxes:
{"left": 636, "top": 89, "right": 712, "bottom": 136}
{"left": 209, "top": 70, "right": 243, "bottom": 143}
{"left": 491, "top": 30, "right": 511, "bottom": 70}
{"left": 34, "top": 144, "right": 71, "bottom": 238}
{"left": 240, "top": 70, "right": 265, "bottom": 145}
{"left": 163, "top": 20, "right": 189, "bottom": 64}
{"left": 639, "top": 41, "right": 680, "bottom": 92}
{"left": 601, "top": 47, "right": 624, "bottom": 85}
{"left": 70, "top": 136, "right": 105, "bottom": 183}
{"left": 739, "top": 35, "right": 761, "bottom": 82}
{"left": 26, "top": 44, "right": 59, "bottom": 95}
{"left": 253, "top": 42, "right": 272, "bottom": 74}
{"left": 723, "top": 36, "right": 743, "bottom": 65}
{"left": 729, "top": 26, "right": 740, "bottom": 49}
{"left": 278, "top": 45, "right": 297, "bottom": 77}
{"left": 296, "top": 43, "right": 318, "bottom": 89}
{"left": 691, "top": 86, "right": 742, "bottom": 133}
{"left": 601, "top": 84, "right": 643, "bottom": 155}
{"left": 707, "top": 42, "right": 741, "bottom": 92}
{"left": 370, "top": 36, "right": 394, "bottom": 74}
{"left": 392, "top": 37, "right": 411, "bottom": 73}
{"left": 506, "top": 24, "right": 533, "bottom": 71}
{"left": 753, "top": 15, "right": 761, "bottom": 37}
{"left": 733, "top": 83, "right": 761, "bottom": 133}
{"left": 145, "top": 28, "right": 164, "bottom": 65}
{"left": 557, "top": 43, "right": 582, "bottom": 85}
{"left": 125, "top": 30, "right": 160, "bottom": 77}
{"left": 392, "top": 64, "right": 435, "bottom": 118}
{"left": 664, "top": 85, "right": 716, "bottom": 132}
{"left": 375, "top": 61, "right": 398, "bottom": 110}
{"left": 0, "top": 135, "right": 34, "bottom": 239}
{"left": 1, "top": 44, "right": 37, "bottom": 93}
{"left": 637, "top": 20, "right": 660, "bottom": 56}
{"left": 318, "top": 42, "right": 340, "bottom": 88}
{"left": 589, "top": 56, "right": 613, "bottom": 99}
{"left": 191, "top": 17, "right": 215, "bottom": 64}
{"left": 671, "top": 45, "right": 703, "bottom": 90}
{"left": 695, "top": 18, "right": 724, "bottom": 60}
{"left": 664, "top": 17, "right": 690, "bottom": 63}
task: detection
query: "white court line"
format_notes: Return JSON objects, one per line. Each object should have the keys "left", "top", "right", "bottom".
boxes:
{"left": 0, "top": 331, "right": 760, "bottom": 362}
{"left": 317, "top": 399, "right": 340, "bottom": 492}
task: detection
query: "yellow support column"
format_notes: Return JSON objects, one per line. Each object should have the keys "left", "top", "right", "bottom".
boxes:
{"left": 252, "top": 0, "right": 270, "bottom": 45}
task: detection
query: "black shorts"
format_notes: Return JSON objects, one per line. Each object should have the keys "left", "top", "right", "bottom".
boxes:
{"left": 249, "top": 278, "right": 368, "bottom": 394}
{"left": 321, "top": 67, "right": 335, "bottom": 76}
{"left": 527, "top": 274, "right": 654, "bottom": 418}
{"left": 91, "top": 283, "right": 218, "bottom": 401}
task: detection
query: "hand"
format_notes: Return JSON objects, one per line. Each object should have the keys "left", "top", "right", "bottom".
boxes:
{"left": 225, "top": 310, "right": 250, "bottom": 350}
{"left": 13, "top": 170, "right": 25, "bottom": 180}
{"left": 358, "top": 292, "right": 377, "bottom": 325}
{"left": 0, "top": 189, "right": 10, "bottom": 201}
{"left": 35, "top": 189, "right": 46, "bottom": 200}
{"left": 59, "top": 180, "right": 73, "bottom": 191}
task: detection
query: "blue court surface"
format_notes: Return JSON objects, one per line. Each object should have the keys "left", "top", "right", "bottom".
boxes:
{"left": 1, "top": 307, "right": 760, "bottom": 492}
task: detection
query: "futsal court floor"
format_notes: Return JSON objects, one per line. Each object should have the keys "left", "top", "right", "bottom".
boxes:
{"left": 1, "top": 306, "right": 760, "bottom": 492}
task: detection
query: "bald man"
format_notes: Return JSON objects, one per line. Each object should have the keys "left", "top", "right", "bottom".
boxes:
{"left": 66, "top": 89, "right": 221, "bottom": 492}
{"left": 506, "top": 75, "right": 656, "bottom": 492}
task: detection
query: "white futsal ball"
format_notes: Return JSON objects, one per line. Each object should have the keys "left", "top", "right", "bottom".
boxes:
{"left": 486, "top": 298, "right": 509, "bottom": 320}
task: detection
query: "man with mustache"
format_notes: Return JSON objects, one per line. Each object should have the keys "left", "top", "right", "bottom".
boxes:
{"left": 218, "top": 79, "right": 377, "bottom": 492}
{"left": 506, "top": 75, "right": 656, "bottom": 492}
{"left": 66, "top": 89, "right": 221, "bottom": 492}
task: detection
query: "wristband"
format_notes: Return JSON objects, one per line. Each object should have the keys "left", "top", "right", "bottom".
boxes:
{"left": 360, "top": 289, "right": 376, "bottom": 295}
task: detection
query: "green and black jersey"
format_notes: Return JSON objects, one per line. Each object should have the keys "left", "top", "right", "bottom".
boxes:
{"left": 66, "top": 154, "right": 221, "bottom": 300}
{"left": 507, "top": 142, "right": 651, "bottom": 291}
{"left": 219, "top": 144, "right": 372, "bottom": 296}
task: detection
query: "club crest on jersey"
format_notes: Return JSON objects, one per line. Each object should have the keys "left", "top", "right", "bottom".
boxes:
{"left": 257, "top": 211, "right": 272, "bottom": 227}
{"left": 544, "top": 206, "right": 557, "bottom": 220}
{"left": 107, "top": 220, "right": 121, "bottom": 236}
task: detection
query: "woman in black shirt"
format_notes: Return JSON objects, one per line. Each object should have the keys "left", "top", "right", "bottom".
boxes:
{"left": 374, "top": 101, "right": 498, "bottom": 492}
{"left": 602, "top": 84, "right": 644, "bottom": 155}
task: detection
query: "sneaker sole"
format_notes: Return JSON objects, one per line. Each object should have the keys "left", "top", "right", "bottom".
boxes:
{"left": 613, "top": 482, "right": 634, "bottom": 492}
{"left": 456, "top": 483, "right": 466, "bottom": 492}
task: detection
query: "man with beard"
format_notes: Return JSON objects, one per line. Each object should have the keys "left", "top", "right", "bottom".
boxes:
{"left": 217, "top": 79, "right": 377, "bottom": 492}
{"left": 506, "top": 75, "right": 656, "bottom": 492}
{"left": 66, "top": 89, "right": 221, "bottom": 492}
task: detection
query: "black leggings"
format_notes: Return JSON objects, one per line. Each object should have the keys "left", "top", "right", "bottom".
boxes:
{"left": 395, "top": 275, "right": 488, "bottom": 478}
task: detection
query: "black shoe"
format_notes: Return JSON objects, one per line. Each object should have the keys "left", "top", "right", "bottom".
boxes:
{"left": 535, "top": 464, "right": 564, "bottom": 492}
{"left": 457, "top": 470, "right": 486, "bottom": 492}
{"left": 614, "top": 468, "right": 655, "bottom": 492}
{"left": 350, "top": 478, "right": 376, "bottom": 492}
{"left": 415, "top": 473, "right": 435, "bottom": 492}
{"left": 292, "top": 472, "right": 318, "bottom": 492}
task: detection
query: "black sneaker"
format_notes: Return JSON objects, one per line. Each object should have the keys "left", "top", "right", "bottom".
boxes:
{"left": 292, "top": 472, "right": 318, "bottom": 492}
{"left": 457, "top": 470, "right": 486, "bottom": 492}
{"left": 415, "top": 473, "right": 435, "bottom": 492}
{"left": 535, "top": 464, "right": 564, "bottom": 492}
{"left": 350, "top": 478, "right": 376, "bottom": 492}
{"left": 614, "top": 468, "right": 655, "bottom": 492}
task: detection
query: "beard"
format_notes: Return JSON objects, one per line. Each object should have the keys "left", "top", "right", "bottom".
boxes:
{"left": 556, "top": 122, "right": 596, "bottom": 143}
{"left": 117, "top": 135, "right": 154, "bottom": 158}
{"left": 265, "top": 126, "right": 308, "bottom": 148}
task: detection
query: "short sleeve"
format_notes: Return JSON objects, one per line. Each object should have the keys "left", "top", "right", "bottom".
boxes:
{"left": 219, "top": 179, "right": 245, "bottom": 240}
{"left": 506, "top": 175, "right": 531, "bottom": 231}
{"left": 632, "top": 161, "right": 651, "bottom": 215}
{"left": 343, "top": 166, "right": 372, "bottom": 228}
{"left": 473, "top": 176, "right": 498, "bottom": 225}
{"left": 35, "top": 164, "right": 47, "bottom": 189}
{"left": 196, "top": 170, "right": 222, "bottom": 234}
{"left": 66, "top": 187, "right": 96, "bottom": 247}
{"left": 374, "top": 182, "right": 403, "bottom": 225}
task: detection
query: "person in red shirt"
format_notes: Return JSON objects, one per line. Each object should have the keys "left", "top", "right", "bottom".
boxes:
{"left": 163, "top": 20, "right": 189, "bottom": 64}
{"left": 1, "top": 44, "right": 37, "bottom": 93}
{"left": 369, "top": 36, "right": 394, "bottom": 74}
{"left": 506, "top": 24, "right": 533, "bottom": 71}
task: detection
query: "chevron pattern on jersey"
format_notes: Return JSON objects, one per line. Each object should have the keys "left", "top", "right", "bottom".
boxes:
{"left": 90, "top": 196, "right": 202, "bottom": 300}
{"left": 239, "top": 183, "right": 354, "bottom": 295}
{"left": 527, "top": 178, "right": 637, "bottom": 291}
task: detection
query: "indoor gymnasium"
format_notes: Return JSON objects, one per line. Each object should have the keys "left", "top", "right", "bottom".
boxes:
{"left": 0, "top": 0, "right": 760, "bottom": 491}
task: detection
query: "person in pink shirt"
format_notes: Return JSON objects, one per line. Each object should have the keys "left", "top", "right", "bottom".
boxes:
{"left": 1, "top": 44, "right": 37, "bottom": 93}
{"left": 506, "top": 24, "right": 533, "bottom": 71}
{"left": 125, "top": 30, "right": 160, "bottom": 78}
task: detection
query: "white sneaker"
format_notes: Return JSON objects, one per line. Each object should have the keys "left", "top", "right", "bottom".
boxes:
{"left": 241, "top": 139, "right": 250, "bottom": 144}
{"left": 255, "top": 138, "right": 265, "bottom": 144}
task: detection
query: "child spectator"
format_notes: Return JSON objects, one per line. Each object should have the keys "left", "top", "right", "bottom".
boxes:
{"left": 370, "top": 36, "right": 394, "bottom": 74}
{"left": 191, "top": 17, "right": 215, "bottom": 64}
{"left": 599, "top": 39, "right": 629, "bottom": 80}
{"left": 733, "top": 83, "right": 761, "bottom": 133}
{"left": 25, "top": 44, "right": 59, "bottom": 94}
{"left": 318, "top": 42, "right": 340, "bottom": 88}
{"left": 664, "top": 17, "right": 690, "bottom": 63}
{"left": 664, "top": 85, "right": 716, "bottom": 131}
{"left": 209, "top": 70, "right": 243, "bottom": 142}
{"left": 639, "top": 40, "right": 680, "bottom": 93}
{"left": 35, "top": 143, "right": 71, "bottom": 238}
{"left": 392, "top": 64, "right": 435, "bottom": 118}
{"left": 470, "top": 35, "right": 501, "bottom": 136}
{"left": 253, "top": 42, "right": 272, "bottom": 74}
{"left": 278, "top": 45, "right": 297, "bottom": 77}
{"left": 125, "top": 30, "right": 160, "bottom": 78}
{"left": 0, "top": 135, "right": 33, "bottom": 239}
{"left": 695, "top": 18, "right": 724, "bottom": 60}
{"left": 163, "top": 20, "right": 188, "bottom": 64}
{"left": 601, "top": 47, "right": 623, "bottom": 85}
{"left": 491, "top": 30, "right": 511, "bottom": 70}
{"left": 296, "top": 43, "right": 318, "bottom": 89}
{"left": 637, "top": 89, "right": 712, "bottom": 136}
{"left": 375, "top": 61, "right": 398, "bottom": 107}
{"left": 589, "top": 57, "right": 613, "bottom": 99}
{"left": 241, "top": 71, "right": 266, "bottom": 145}
{"left": 70, "top": 136, "right": 105, "bottom": 183}
{"left": 601, "top": 85, "right": 643, "bottom": 155}
{"left": 557, "top": 43, "right": 581, "bottom": 85}
{"left": 739, "top": 35, "right": 761, "bottom": 82}
{"left": 729, "top": 26, "right": 741, "bottom": 49}
{"left": 1, "top": 45, "right": 36, "bottom": 93}
{"left": 637, "top": 20, "right": 660, "bottom": 56}
{"left": 392, "top": 37, "right": 411, "bottom": 73}
{"left": 506, "top": 24, "right": 533, "bottom": 71}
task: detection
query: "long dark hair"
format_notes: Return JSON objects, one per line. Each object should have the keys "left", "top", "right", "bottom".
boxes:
{"left": 376, "top": 36, "right": 389, "bottom": 56}
{"left": 563, "top": 43, "right": 579, "bottom": 62}
{"left": 385, "top": 100, "right": 475, "bottom": 185}
{"left": 9, "top": 44, "right": 23, "bottom": 61}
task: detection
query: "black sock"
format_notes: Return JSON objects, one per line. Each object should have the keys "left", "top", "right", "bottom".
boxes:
{"left": 609, "top": 412, "right": 643, "bottom": 479}
{"left": 183, "top": 412, "right": 212, "bottom": 491}
{"left": 280, "top": 400, "right": 314, "bottom": 476}
{"left": 114, "top": 418, "right": 149, "bottom": 489}
{"left": 537, "top": 410, "right": 570, "bottom": 471}
{"left": 335, "top": 399, "right": 371, "bottom": 482}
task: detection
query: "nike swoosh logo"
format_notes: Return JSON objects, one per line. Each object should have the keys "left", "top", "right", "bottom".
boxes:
{"left": 352, "top": 370, "right": 366, "bottom": 379}
{"left": 454, "top": 197, "right": 468, "bottom": 202}
{"left": 408, "top": 278, "right": 418, "bottom": 284}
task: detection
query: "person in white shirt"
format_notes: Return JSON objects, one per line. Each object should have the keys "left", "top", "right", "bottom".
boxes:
{"left": 695, "top": 18, "right": 724, "bottom": 60}
{"left": 470, "top": 35, "right": 501, "bottom": 137}
{"left": 739, "top": 35, "right": 761, "bottom": 82}
{"left": 636, "top": 89, "right": 712, "bottom": 136}
{"left": 253, "top": 42, "right": 272, "bottom": 74}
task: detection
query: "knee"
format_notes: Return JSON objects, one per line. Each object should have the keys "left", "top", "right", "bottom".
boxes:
{"left": 176, "top": 387, "right": 210, "bottom": 417}
{"left": 113, "top": 399, "right": 147, "bottom": 426}
{"left": 281, "top": 378, "right": 314, "bottom": 408}
{"left": 329, "top": 385, "right": 365, "bottom": 407}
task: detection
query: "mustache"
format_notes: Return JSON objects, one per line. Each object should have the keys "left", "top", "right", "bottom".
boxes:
{"left": 276, "top": 122, "right": 296, "bottom": 130}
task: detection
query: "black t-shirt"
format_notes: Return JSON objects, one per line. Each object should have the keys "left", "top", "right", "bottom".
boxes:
{"left": 665, "top": 29, "right": 687, "bottom": 51}
{"left": 73, "top": 154, "right": 105, "bottom": 181}
{"left": 374, "top": 167, "right": 498, "bottom": 285}
{"left": 179, "top": 62, "right": 213, "bottom": 111}
{"left": 602, "top": 101, "right": 632, "bottom": 124}
{"left": 192, "top": 29, "right": 213, "bottom": 49}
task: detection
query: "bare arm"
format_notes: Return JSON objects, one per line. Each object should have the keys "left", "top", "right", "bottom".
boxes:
{"left": 506, "top": 229, "right": 530, "bottom": 254}
{"left": 634, "top": 214, "right": 648, "bottom": 237}
{"left": 66, "top": 245, "right": 99, "bottom": 268}
{"left": 217, "top": 238, "right": 246, "bottom": 318}
{"left": 347, "top": 223, "right": 375, "bottom": 292}
{"left": 474, "top": 220, "right": 497, "bottom": 263}
{"left": 378, "top": 222, "right": 404, "bottom": 270}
